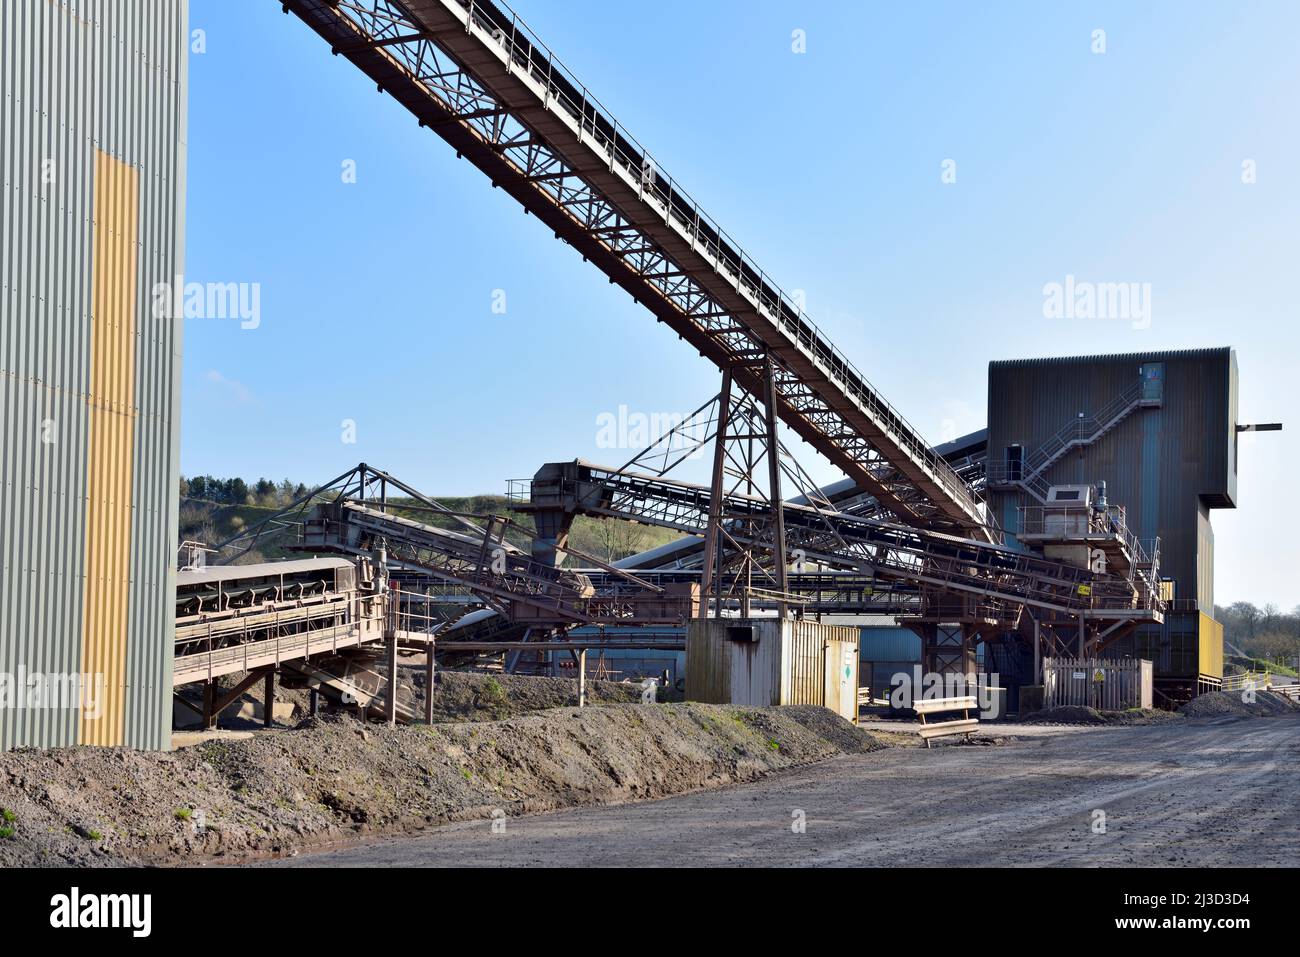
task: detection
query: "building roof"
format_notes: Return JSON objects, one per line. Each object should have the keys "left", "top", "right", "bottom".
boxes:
{"left": 177, "top": 557, "right": 353, "bottom": 586}
{"left": 989, "top": 346, "right": 1231, "bottom": 370}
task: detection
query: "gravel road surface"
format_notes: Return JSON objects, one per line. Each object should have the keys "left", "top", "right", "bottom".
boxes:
{"left": 269, "top": 715, "right": 1300, "bottom": 867}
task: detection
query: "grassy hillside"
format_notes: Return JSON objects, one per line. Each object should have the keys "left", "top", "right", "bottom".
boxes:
{"left": 178, "top": 491, "right": 682, "bottom": 567}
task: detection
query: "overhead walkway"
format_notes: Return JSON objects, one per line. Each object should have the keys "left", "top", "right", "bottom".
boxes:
{"left": 280, "top": 0, "right": 989, "bottom": 538}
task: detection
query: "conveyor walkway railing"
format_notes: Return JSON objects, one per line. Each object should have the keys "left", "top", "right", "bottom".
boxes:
{"left": 280, "top": 0, "right": 989, "bottom": 538}
{"left": 522, "top": 460, "right": 1164, "bottom": 619}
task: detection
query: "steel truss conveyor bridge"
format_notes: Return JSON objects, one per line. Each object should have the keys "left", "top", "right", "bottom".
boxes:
{"left": 518, "top": 461, "right": 1165, "bottom": 624}
{"left": 279, "top": 0, "right": 989, "bottom": 540}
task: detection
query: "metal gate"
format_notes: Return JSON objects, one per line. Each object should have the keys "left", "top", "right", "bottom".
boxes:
{"left": 1042, "top": 657, "right": 1153, "bottom": 710}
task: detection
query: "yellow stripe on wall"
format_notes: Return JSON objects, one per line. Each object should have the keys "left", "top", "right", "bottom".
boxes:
{"left": 1199, "top": 613, "right": 1224, "bottom": 680}
{"left": 80, "top": 151, "right": 139, "bottom": 747}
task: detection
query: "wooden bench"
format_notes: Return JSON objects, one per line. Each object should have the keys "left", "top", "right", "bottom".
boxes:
{"left": 913, "top": 695, "right": 979, "bottom": 747}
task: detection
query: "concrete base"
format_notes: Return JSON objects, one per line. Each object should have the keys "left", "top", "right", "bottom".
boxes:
{"left": 1019, "top": 684, "right": 1045, "bottom": 716}
{"left": 172, "top": 697, "right": 296, "bottom": 730}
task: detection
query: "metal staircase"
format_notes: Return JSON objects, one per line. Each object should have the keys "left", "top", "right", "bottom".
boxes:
{"left": 989, "top": 379, "right": 1160, "bottom": 502}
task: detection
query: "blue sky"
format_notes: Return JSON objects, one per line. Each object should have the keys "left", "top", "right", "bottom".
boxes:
{"left": 182, "top": 0, "right": 1298, "bottom": 607}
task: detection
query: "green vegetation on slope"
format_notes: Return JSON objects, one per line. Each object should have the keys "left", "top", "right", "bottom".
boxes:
{"left": 178, "top": 479, "right": 681, "bottom": 567}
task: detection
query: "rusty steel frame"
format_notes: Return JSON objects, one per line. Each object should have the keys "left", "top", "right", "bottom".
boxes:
{"left": 279, "top": 0, "right": 991, "bottom": 539}
{"left": 523, "top": 460, "right": 1166, "bottom": 621}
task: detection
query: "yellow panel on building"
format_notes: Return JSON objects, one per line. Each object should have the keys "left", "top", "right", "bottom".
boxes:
{"left": 1198, "top": 613, "right": 1224, "bottom": 680}
{"left": 80, "top": 151, "right": 140, "bottom": 747}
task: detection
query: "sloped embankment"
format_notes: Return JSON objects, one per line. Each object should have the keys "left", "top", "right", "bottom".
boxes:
{"left": 0, "top": 703, "right": 886, "bottom": 867}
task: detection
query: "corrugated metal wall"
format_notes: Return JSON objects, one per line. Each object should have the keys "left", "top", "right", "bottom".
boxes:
{"left": 987, "top": 349, "right": 1235, "bottom": 682}
{"left": 858, "top": 626, "right": 922, "bottom": 663}
{"left": 686, "top": 619, "right": 858, "bottom": 720}
{"left": 988, "top": 348, "right": 1235, "bottom": 607}
{"left": 0, "top": 0, "right": 187, "bottom": 749}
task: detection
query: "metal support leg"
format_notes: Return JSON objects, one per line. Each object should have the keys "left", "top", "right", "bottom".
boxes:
{"left": 309, "top": 689, "right": 320, "bottom": 717}
{"left": 574, "top": 648, "right": 587, "bottom": 708}
{"left": 386, "top": 636, "right": 399, "bottom": 727}
{"left": 761, "top": 353, "right": 788, "bottom": 619}
{"left": 263, "top": 670, "right": 275, "bottom": 729}
{"left": 1033, "top": 617, "right": 1042, "bottom": 684}
{"left": 425, "top": 639, "right": 436, "bottom": 725}
{"left": 700, "top": 370, "right": 731, "bottom": 618}
{"left": 203, "top": 680, "right": 216, "bottom": 731}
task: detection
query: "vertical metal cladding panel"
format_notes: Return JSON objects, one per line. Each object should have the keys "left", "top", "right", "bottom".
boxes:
{"left": 1197, "top": 613, "right": 1223, "bottom": 680}
{"left": 858, "top": 626, "right": 922, "bottom": 664}
{"left": 685, "top": 619, "right": 731, "bottom": 704}
{"left": 779, "top": 620, "right": 858, "bottom": 712}
{"left": 0, "top": 0, "right": 186, "bottom": 750}
{"left": 783, "top": 620, "right": 819, "bottom": 708}
{"left": 731, "top": 619, "right": 781, "bottom": 707}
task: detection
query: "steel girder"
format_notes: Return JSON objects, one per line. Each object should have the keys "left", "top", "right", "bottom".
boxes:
{"left": 301, "top": 501, "right": 695, "bottom": 626}
{"left": 526, "top": 461, "right": 1163, "bottom": 619}
{"left": 279, "top": 0, "right": 991, "bottom": 539}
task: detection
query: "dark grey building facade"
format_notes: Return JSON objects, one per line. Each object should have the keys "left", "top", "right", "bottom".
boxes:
{"left": 987, "top": 348, "right": 1236, "bottom": 694}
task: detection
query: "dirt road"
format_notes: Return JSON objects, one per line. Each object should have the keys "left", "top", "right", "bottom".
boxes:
{"left": 269, "top": 715, "right": 1300, "bottom": 867}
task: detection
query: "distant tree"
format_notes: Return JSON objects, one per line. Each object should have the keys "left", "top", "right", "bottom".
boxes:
{"left": 593, "top": 519, "right": 648, "bottom": 563}
{"left": 1248, "top": 632, "right": 1300, "bottom": 664}
{"left": 1227, "top": 601, "right": 1262, "bottom": 642}
{"left": 226, "top": 477, "right": 248, "bottom": 505}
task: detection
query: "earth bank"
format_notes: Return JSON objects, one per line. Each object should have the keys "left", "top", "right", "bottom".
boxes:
{"left": 0, "top": 700, "right": 888, "bottom": 867}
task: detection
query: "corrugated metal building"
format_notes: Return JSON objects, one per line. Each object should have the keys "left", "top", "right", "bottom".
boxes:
{"left": 0, "top": 0, "right": 188, "bottom": 749}
{"left": 686, "top": 619, "right": 860, "bottom": 723}
{"left": 987, "top": 348, "right": 1236, "bottom": 696}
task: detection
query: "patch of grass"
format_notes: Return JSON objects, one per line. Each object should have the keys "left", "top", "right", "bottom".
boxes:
{"left": 0, "top": 826, "right": 14, "bottom": 839}
{"left": 459, "top": 767, "right": 473, "bottom": 780}
{"left": 479, "top": 677, "right": 510, "bottom": 719}
{"left": 1, "top": 808, "right": 16, "bottom": 823}
{"left": 767, "top": 739, "right": 780, "bottom": 752}
{"left": 84, "top": 829, "right": 103, "bottom": 841}
{"left": 173, "top": 808, "right": 193, "bottom": 822}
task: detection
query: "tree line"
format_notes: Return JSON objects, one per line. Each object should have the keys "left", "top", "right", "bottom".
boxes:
{"left": 180, "top": 475, "right": 310, "bottom": 510}
{"left": 1215, "top": 601, "right": 1300, "bottom": 667}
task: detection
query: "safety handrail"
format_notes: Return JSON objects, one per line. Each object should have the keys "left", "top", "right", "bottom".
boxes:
{"left": 439, "top": 0, "right": 978, "bottom": 514}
